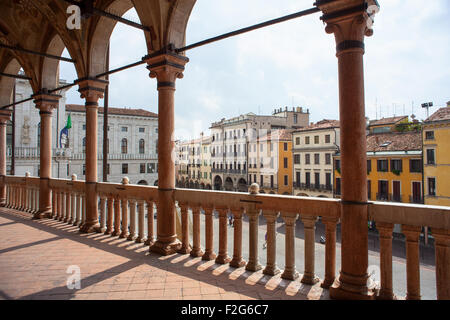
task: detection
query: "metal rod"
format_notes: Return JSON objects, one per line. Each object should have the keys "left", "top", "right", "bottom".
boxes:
{"left": 103, "top": 43, "right": 109, "bottom": 182}
{"left": 0, "top": 72, "right": 31, "bottom": 80}
{"left": 0, "top": 43, "right": 76, "bottom": 63}
{"left": 96, "top": 60, "right": 146, "bottom": 78}
{"left": 176, "top": 7, "right": 320, "bottom": 53}
{"left": 11, "top": 83, "right": 15, "bottom": 175}
{"left": 93, "top": 8, "right": 150, "bottom": 32}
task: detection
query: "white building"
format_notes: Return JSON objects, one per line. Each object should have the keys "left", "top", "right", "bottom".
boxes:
{"left": 7, "top": 79, "right": 158, "bottom": 185}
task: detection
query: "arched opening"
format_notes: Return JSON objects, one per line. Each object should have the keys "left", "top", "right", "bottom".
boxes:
{"left": 214, "top": 175, "right": 222, "bottom": 190}
{"left": 224, "top": 177, "right": 234, "bottom": 191}
{"left": 200, "top": 183, "right": 205, "bottom": 189}
{"left": 269, "top": 191, "right": 276, "bottom": 194}
{"left": 153, "top": 180, "right": 158, "bottom": 186}
{"left": 297, "top": 193, "right": 309, "bottom": 197}
{"left": 317, "top": 195, "right": 328, "bottom": 198}
{"left": 282, "top": 192, "right": 290, "bottom": 195}
{"left": 189, "top": 180, "right": 195, "bottom": 189}
{"left": 259, "top": 190, "right": 266, "bottom": 194}
{"left": 206, "top": 184, "right": 212, "bottom": 190}
{"left": 194, "top": 181, "right": 199, "bottom": 189}
{"left": 137, "top": 180, "right": 148, "bottom": 185}
{"left": 237, "top": 178, "right": 247, "bottom": 192}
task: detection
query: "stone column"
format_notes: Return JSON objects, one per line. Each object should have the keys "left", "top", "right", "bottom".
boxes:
{"left": 216, "top": 208, "right": 231, "bottom": 264}
{"left": 202, "top": 207, "right": 217, "bottom": 261}
{"left": 178, "top": 205, "right": 191, "bottom": 254}
{"left": 144, "top": 201, "right": 155, "bottom": 246}
{"left": 144, "top": 49, "right": 188, "bottom": 255}
{"left": 317, "top": 0, "right": 379, "bottom": 300}
{"left": 135, "top": 200, "right": 146, "bottom": 243}
{"left": 263, "top": 211, "right": 280, "bottom": 276}
{"left": 377, "top": 222, "right": 394, "bottom": 300}
{"left": 321, "top": 216, "right": 339, "bottom": 289}
{"left": 76, "top": 78, "right": 108, "bottom": 233}
{"left": 112, "top": 197, "right": 121, "bottom": 237}
{"left": 402, "top": 224, "right": 421, "bottom": 300}
{"left": 246, "top": 184, "right": 262, "bottom": 272}
{"left": 127, "top": 199, "right": 137, "bottom": 241}
{"left": 0, "top": 110, "right": 11, "bottom": 207}
{"left": 105, "top": 197, "right": 114, "bottom": 235}
{"left": 433, "top": 228, "right": 450, "bottom": 300}
{"left": 32, "top": 92, "right": 61, "bottom": 219}
{"left": 99, "top": 196, "right": 107, "bottom": 233}
{"left": 190, "top": 207, "right": 204, "bottom": 257}
{"left": 281, "top": 213, "right": 299, "bottom": 280}
{"left": 229, "top": 210, "right": 246, "bottom": 268}
{"left": 301, "top": 215, "right": 319, "bottom": 285}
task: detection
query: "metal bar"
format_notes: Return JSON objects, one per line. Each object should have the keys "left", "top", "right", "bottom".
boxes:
{"left": 103, "top": 43, "right": 109, "bottom": 182}
{"left": 0, "top": 43, "right": 75, "bottom": 63}
{"left": 95, "top": 60, "right": 146, "bottom": 78}
{"left": 0, "top": 72, "right": 31, "bottom": 80}
{"left": 11, "top": 83, "right": 15, "bottom": 175}
{"left": 93, "top": 8, "right": 150, "bottom": 32}
{"left": 176, "top": 7, "right": 320, "bottom": 53}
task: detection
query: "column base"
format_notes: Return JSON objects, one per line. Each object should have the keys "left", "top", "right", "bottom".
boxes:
{"left": 67, "top": 219, "right": 74, "bottom": 225}
{"left": 144, "top": 237, "right": 155, "bottom": 246}
{"left": 32, "top": 210, "right": 51, "bottom": 220}
{"left": 177, "top": 245, "right": 192, "bottom": 255}
{"left": 202, "top": 250, "right": 217, "bottom": 261}
{"left": 79, "top": 222, "right": 101, "bottom": 234}
{"left": 73, "top": 220, "right": 81, "bottom": 227}
{"left": 190, "top": 248, "right": 204, "bottom": 258}
{"left": 301, "top": 273, "right": 320, "bottom": 285}
{"left": 104, "top": 228, "right": 112, "bottom": 235}
{"left": 150, "top": 239, "right": 182, "bottom": 256}
{"left": 263, "top": 265, "right": 281, "bottom": 276}
{"left": 376, "top": 290, "right": 396, "bottom": 300}
{"left": 281, "top": 268, "right": 299, "bottom": 281}
{"left": 329, "top": 275, "right": 377, "bottom": 300}
{"left": 215, "top": 254, "right": 231, "bottom": 265}
{"left": 119, "top": 232, "right": 129, "bottom": 239}
{"left": 96, "top": 227, "right": 106, "bottom": 234}
{"left": 321, "top": 277, "right": 336, "bottom": 289}
{"left": 230, "top": 258, "right": 246, "bottom": 268}
{"left": 135, "top": 236, "right": 147, "bottom": 243}
{"left": 245, "top": 261, "right": 262, "bottom": 272}
{"left": 127, "top": 234, "right": 137, "bottom": 241}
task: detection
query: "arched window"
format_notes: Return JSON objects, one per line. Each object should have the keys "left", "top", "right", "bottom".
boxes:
{"left": 139, "top": 139, "right": 145, "bottom": 154}
{"left": 121, "top": 138, "right": 128, "bottom": 154}
{"left": 82, "top": 137, "right": 86, "bottom": 153}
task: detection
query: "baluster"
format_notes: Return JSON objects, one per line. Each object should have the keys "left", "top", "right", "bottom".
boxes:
{"left": 74, "top": 193, "right": 81, "bottom": 226}
{"left": 119, "top": 197, "right": 129, "bottom": 239}
{"left": 263, "top": 211, "right": 279, "bottom": 275}
{"left": 127, "top": 199, "right": 137, "bottom": 240}
{"left": 246, "top": 208, "right": 262, "bottom": 272}
{"left": 178, "top": 204, "right": 191, "bottom": 254}
{"left": 64, "top": 190, "right": 71, "bottom": 223}
{"left": 104, "top": 197, "right": 114, "bottom": 235}
{"left": 111, "top": 197, "right": 121, "bottom": 236}
{"left": 135, "top": 200, "right": 146, "bottom": 243}
{"left": 60, "top": 191, "right": 66, "bottom": 221}
{"left": 433, "top": 228, "right": 450, "bottom": 300}
{"left": 301, "top": 215, "right": 319, "bottom": 284}
{"left": 81, "top": 193, "right": 86, "bottom": 226}
{"left": 12, "top": 185, "right": 16, "bottom": 209}
{"left": 5, "top": 185, "right": 9, "bottom": 207}
{"left": 281, "top": 213, "right": 299, "bottom": 280}
{"left": 57, "top": 190, "right": 62, "bottom": 220}
{"left": 28, "top": 187, "right": 33, "bottom": 213}
{"left": 98, "top": 196, "right": 107, "bottom": 233}
{"left": 19, "top": 183, "right": 24, "bottom": 211}
{"left": 35, "top": 188, "right": 39, "bottom": 213}
{"left": 144, "top": 201, "right": 155, "bottom": 246}
{"left": 402, "top": 225, "right": 422, "bottom": 300}
{"left": 190, "top": 207, "right": 204, "bottom": 257}
{"left": 216, "top": 207, "right": 231, "bottom": 264}
{"left": 51, "top": 189, "right": 56, "bottom": 218}
{"left": 376, "top": 222, "right": 394, "bottom": 300}
{"left": 68, "top": 190, "right": 75, "bottom": 224}
{"left": 321, "top": 216, "right": 339, "bottom": 289}
{"left": 202, "top": 207, "right": 217, "bottom": 261}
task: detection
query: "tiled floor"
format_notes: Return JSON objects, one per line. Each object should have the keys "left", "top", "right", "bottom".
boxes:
{"left": 0, "top": 208, "right": 329, "bottom": 300}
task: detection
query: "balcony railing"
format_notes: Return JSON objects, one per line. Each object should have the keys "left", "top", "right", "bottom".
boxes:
{"left": 7, "top": 147, "right": 72, "bottom": 159}
{"left": 2, "top": 175, "right": 450, "bottom": 300}
{"left": 294, "top": 183, "right": 333, "bottom": 192}
{"left": 71, "top": 153, "right": 157, "bottom": 161}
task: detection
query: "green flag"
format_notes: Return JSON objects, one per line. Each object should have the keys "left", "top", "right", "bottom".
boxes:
{"left": 66, "top": 113, "right": 72, "bottom": 129}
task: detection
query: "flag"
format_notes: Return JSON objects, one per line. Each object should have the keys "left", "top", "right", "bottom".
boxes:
{"left": 59, "top": 113, "right": 71, "bottom": 148}
{"left": 66, "top": 113, "right": 72, "bottom": 129}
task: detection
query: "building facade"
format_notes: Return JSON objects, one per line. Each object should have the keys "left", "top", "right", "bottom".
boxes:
{"left": 292, "top": 120, "right": 340, "bottom": 198}
{"left": 210, "top": 107, "right": 309, "bottom": 191}
{"left": 422, "top": 102, "right": 450, "bottom": 206}
{"left": 7, "top": 79, "right": 158, "bottom": 185}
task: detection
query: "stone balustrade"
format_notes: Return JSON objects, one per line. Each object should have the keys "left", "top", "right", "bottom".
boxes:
{"left": 1, "top": 175, "right": 449, "bottom": 300}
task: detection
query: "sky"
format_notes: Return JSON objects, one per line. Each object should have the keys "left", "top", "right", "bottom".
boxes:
{"left": 60, "top": 0, "right": 450, "bottom": 141}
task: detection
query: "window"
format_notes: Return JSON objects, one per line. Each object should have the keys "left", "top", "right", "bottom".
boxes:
{"left": 296, "top": 137, "right": 300, "bottom": 145}
{"left": 139, "top": 139, "right": 145, "bottom": 154}
{"left": 260, "top": 175, "right": 263, "bottom": 186}
{"left": 426, "top": 149, "right": 435, "bottom": 165}
{"left": 325, "top": 134, "right": 331, "bottom": 143}
{"left": 305, "top": 154, "right": 310, "bottom": 165}
{"left": 294, "top": 114, "right": 298, "bottom": 124}
{"left": 314, "top": 153, "right": 320, "bottom": 165}
{"left": 122, "top": 163, "right": 128, "bottom": 174}
{"left": 425, "top": 131, "right": 434, "bottom": 140}
{"left": 314, "top": 136, "right": 319, "bottom": 144}
{"left": 107, "top": 164, "right": 110, "bottom": 175}
{"left": 391, "top": 159, "right": 402, "bottom": 172}
{"left": 294, "top": 154, "right": 300, "bottom": 165}
{"left": 315, "top": 173, "right": 320, "bottom": 188}
{"left": 335, "top": 159, "right": 340, "bottom": 171}
{"left": 305, "top": 172, "right": 311, "bottom": 186}
{"left": 428, "top": 177, "right": 436, "bottom": 196}
{"left": 325, "top": 153, "right": 331, "bottom": 165}
{"left": 270, "top": 175, "right": 274, "bottom": 188}
{"left": 335, "top": 178, "right": 341, "bottom": 195}
{"left": 121, "top": 138, "right": 128, "bottom": 154}
{"left": 284, "top": 143, "right": 288, "bottom": 151}
{"left": 284, "top": 157, "right": 288, "bottom": 168}
{"left": 82, "top": 124, "right": 86, "bottom": 130}
{"left": 139, "top": 127, "right": 145, "bottom": 133}
{"left": 140, "top": 163, "right": 146, "bottom": 173}
{"left": 367, "top": 180, "right": 371, "bottom": 200}
{"left": 121, "top": 126, "right": 128, "bottom": 132}
{"left": 66, "top": 164, "right": 70, "bottom": 176}
{"left": 147, "top": 163, "right": 156, "bottom": 174}
{"left": 326, "top": 173, "right": 331, "bottom": 189}
{"left": 367, "top": 159, "right": 372, "bottom": 173}
{"left": 105, "top": 139, "right": 109, "bottom": 154}
{"left": 284, "top": 175, "right": 288, "bottom": 186}
{"left": 296, "top": 172, "right": 301, "bottom": 187}
{"left": 305, "top": 136, "right": 310, "bottom": 144}
{"left": 377, "top": 159, "right": 388, "bottom": 172}
{"left": 409, "top": 159, "right": 422, "bottom": 173}
{"left": 82, "top": 137, "right": 86, "bottom": 153}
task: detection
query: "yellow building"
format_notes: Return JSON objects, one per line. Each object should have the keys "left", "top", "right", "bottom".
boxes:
{"left": 423, "top": 102, "right": 450, "bottom": 206}
{"left": 334, "top": 131, "right": 423, "bottom": 204}
{"left": 368, "top": 116, "right": 409, "bottom": 134}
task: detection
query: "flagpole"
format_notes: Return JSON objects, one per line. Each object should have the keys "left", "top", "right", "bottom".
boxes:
{"left": 103, "top": 42, "right": 110, "bottom": 182}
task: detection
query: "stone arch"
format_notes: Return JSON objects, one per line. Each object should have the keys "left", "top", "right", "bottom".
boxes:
{"left": 269, "top": 191, "right": 276, "bottom": 194}
{"left": 317, "top": 195, "right": 329, "bottom": 198}
{"left": 259, "top": 190, "right": 266, "bottom": 194}
{"left": 206, "top": 184, "right": 212, "bottom": 190}
{"left": 0, "top": 58, "right": 22, "bottom": 106}
{"left": 189, "top": 180, "right": 194, "bottom": 189}
{"left": 296, "top": 193, "right": 309, "bottom": 197}
{"left": 213, "top": 175, "right": 222, "bottom": 190}
{"left": 194, "top": 181, "right": 199, "bottom": 189}
{"left": 153, "top": 180, "right": 158, "bottom": 186}
{"left": 224, "top": 177, "right": 234, "bottom": 191}
{"left": 40, "top": 34, "right": 66, "bottom": 90}
{"left": 137, "top": 180, "right": 148, "bottom": 185}
{"left": 237, "top": 178, "right": 247, "bottom": 192}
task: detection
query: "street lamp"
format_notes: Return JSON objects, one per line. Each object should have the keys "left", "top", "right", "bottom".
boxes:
{"left": 421, "top": 102, "right": 433, "bottom": 118}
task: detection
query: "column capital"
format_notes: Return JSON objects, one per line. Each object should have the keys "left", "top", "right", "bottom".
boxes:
{"left": 75, "top": 77, "right": 109, "bottom": 103}
{"left": 0, "top": 109, "right": 12, "bottom": 123}
{"left": 300, "top": 214, "right": 318, "bottom": 228}
{"left": 402, "top": 224, "right": 422, "bottom": 241}
{"left": 316, "top": 0, "right": 380, "bottom": 54}
{"left": 281, "top": 212, "right": 298, "bottom": 226}
{"left": 144, "top": 49, "right": 189, "bottom": 87}
{"left": 263, "top": 211, "right": 279, "bottom": 223}
{"left": 32, "top": 91, "right": 61, "bottom": 113}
